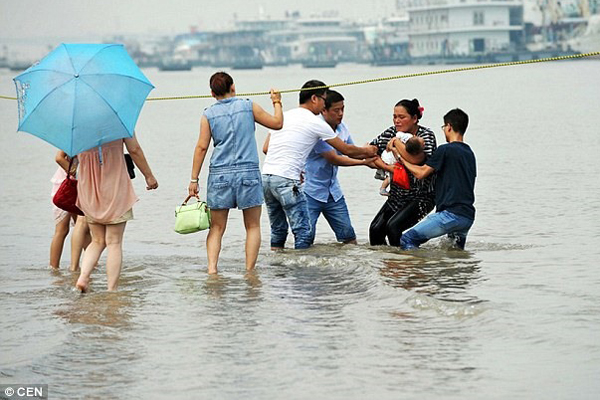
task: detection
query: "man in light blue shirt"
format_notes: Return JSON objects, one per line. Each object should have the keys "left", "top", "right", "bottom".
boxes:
{"left": 305, "top": 90, "right": 376, "bottom": 244}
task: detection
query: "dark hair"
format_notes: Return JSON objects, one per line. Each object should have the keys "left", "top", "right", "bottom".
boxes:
{"left": 324, "top": 90, "right": 344, "bottom": 109}
{"left": 209, "top": 71, "right": 234, "bottom": 97}
{"left": 395, "top": 98, "right": 423, "bottom": 120}
{"left": 405, "top": 136, "right": 423, "bottom": 156}
{"left": 299, "top": 80, "right": 328, "bottom": 104}
{"left": 443, "top": 108, "right": 469, "bottom": 135}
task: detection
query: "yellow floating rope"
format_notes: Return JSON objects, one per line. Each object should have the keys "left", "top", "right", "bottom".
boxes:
{"left": 2, "top": 51, "right": 599, "bottom": 102}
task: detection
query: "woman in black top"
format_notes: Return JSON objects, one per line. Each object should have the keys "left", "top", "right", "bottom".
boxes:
{"left": 369, "top": 99, "right": 437, "bottom": 246}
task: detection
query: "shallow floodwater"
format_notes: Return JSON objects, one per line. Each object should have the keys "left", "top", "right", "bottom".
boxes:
{"left": 1, "top": 60, "right": 599, "bottom": 399}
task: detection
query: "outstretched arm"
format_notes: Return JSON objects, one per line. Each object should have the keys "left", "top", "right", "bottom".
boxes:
{"left": 320, "top": 150, "right": 377, "bottom": 168}
{"left": 372, "top": 157, "right": 395, "bottom": 173}
{"left": 325, "top": 136, "right": 378, "bottom": 159}
{"left": 124, "top": 135, "right": 158, "bottom": 190}
{"left": 253, "top": 89, "right": 283, "bottom": 130}
{"left": 188, "top": 115, "right": 212, "bottom": 195}
{"left": 401, "top": 157, "right": 435, "bottom": 180}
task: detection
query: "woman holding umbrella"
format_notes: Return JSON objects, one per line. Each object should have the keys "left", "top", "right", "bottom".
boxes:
{"left": 12, "top": 43, "right": 158, "bottom": 291}
{"left": 188, "top": 71, "right": 283, "bottom": 274}
{"left": 75, "top": 136, "right": 158, "bottom": 292}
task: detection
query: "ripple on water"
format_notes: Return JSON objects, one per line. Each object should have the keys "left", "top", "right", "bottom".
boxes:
{"left": 2, "top": 241, "right": 493, "bottom": 399}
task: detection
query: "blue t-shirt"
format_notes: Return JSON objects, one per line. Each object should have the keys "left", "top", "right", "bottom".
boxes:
{"left": 426, "top": 141, "right": 476, "bottom": 220}
{"left": 304, "top": 121, "right": 353, "bottom": 203}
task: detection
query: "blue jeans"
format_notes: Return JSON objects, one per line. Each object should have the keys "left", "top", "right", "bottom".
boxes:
{"left": 400, "top": 210, "right": 474, "bottom": 250}
{"left": 262, "top": 174, "right": 312, "bottom": 249}
{"left": 306, "top": 194, "right": 356, "bottom": 243}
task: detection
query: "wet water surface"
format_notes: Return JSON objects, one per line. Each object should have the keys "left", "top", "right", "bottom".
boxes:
{"left": 1, "top": 61, "right": 599, "bottom": 399}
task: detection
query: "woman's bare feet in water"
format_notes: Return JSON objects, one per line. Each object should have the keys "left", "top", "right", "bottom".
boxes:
{"left": 75, "top": 276, "right": 90, "bottom": 293}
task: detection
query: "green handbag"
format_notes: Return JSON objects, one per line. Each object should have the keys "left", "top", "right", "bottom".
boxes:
{"left": 174, "top": 195, "right": 211, "bottom": 234}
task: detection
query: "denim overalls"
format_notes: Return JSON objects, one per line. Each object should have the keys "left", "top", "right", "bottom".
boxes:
{"left": 204, "top": 97, "right": 263, "bottom": 210}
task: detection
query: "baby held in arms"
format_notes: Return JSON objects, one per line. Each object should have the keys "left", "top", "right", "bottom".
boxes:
{"left": 374, "top": 133, "right": 424, "bottom": 195}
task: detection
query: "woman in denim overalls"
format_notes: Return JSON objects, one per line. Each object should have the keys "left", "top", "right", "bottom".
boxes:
{"left": 189, "top": 72, "right": 283, "bottom": 274}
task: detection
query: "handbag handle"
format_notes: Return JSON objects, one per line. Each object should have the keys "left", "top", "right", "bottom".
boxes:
{"left": 182, "top": 194, "right": 200, "bottom": 206}
{"left": 66, "top": 157, "right": 75, "bottom": 179}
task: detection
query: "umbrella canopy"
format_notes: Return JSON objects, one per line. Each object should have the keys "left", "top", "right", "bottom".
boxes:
{"left": 14, "top": 43, "right": 154, "bottom": 156}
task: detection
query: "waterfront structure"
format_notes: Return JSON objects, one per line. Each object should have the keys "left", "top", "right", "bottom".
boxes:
{"left": 364, "top": 16, "right": 411, "bottom": 65}
{"left": 407, "top": 0, "right": 525, "bottom": 61}
{"left": 237, "top": 19, "right": 292, "bottom": 66}
{"left": 530, "top": 0, "right": 597, "bottom": 51}
{"left": 212, "top": 17, "right": 365, "bottom": 67}
{"left": 265, "top": 17, "right": 367, "bottom": 66}
{"left": 209, "top": 29, "right": 266, "bottom": 69}
{"left": 568, "top": 13, "right": 600, "bottom": 52}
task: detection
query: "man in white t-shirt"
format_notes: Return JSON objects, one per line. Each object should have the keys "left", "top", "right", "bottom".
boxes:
{"left": 262, "top": 80, "right": 377, "bottom": 250}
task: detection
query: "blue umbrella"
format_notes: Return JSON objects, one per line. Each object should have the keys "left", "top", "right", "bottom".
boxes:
{"left": 13, "top": 43, "right": 154, "bottom": 156}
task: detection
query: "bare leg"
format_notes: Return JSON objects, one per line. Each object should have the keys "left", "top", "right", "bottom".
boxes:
{"left": 381, "top": 176, "right": 390, "bottom": 190}
{"left": 49, "top": 214, "right": 72, "bottom": 269}
{"left": 380, "top": 177, "right": 390, "bottom": 196}
{"left": 206, "top": 209, "right": 229, "bottom": 275}
{"left": 104, "top": 222, "right": 127, "bottom": 291}
{"left": 69, "top": 216, "right": 90, "bottom": 272}
{"left": 76, "top": 223, "right": 106, "bottom": 292}
{"left": 242, "top": 206, "right": 262, "bottom": 271}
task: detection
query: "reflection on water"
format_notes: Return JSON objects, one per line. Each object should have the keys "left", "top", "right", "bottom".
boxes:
{"left": 0, "top": 234, "right": 591, "bottom": 398}
{"left": 54, "top": 290, "right": 133, "bottom": 328}
{"left": 378, "top": 251, "right": 483, "bottom": 302}
{"left": 178, "top": 270, "right": 263, "bottom": 301}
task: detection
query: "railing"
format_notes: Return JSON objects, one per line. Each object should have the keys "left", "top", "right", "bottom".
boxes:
{"left": 407, "top": 0, "right": 522, "bottom": 8}
{"left": 409, "top": 23, "right": 522, "bottom": 34}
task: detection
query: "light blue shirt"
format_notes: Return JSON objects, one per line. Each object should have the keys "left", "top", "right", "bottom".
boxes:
{"left": 304, "top": 121, "right": 354, "bottom": 203}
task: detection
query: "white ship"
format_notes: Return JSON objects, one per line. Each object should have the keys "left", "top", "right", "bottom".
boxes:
{"left": 406, "top": 0, "right": 525, "bottom": 60}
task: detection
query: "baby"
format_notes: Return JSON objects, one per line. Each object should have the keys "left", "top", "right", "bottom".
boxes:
{"left": 374, "top": 133, "right": 424, "bottom": 195}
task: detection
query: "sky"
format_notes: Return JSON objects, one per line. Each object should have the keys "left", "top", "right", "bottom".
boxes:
{"left": 0, "top": 0, "right": 400, "bottom": 39}
{"left": 0, "top": 0, "right": 550, "bottom": 59}
{"left": 1, "top": 0, "right": 550, "bottom": 40}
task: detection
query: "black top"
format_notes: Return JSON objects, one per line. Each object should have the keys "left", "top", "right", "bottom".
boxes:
{"left": 426, "top": 142, "right": 476, "bottom": 220}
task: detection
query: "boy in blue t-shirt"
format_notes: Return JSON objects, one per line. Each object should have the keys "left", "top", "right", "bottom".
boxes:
{"left": 399, "top": 108, "right": 476, "bottom": 250}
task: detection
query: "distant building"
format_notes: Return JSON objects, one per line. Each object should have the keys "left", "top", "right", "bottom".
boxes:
{"left": 407, "top": 0, "right": 525, "bottom": 59}
{"left": 364, "top": 17, "right": 411, "bottom": 65}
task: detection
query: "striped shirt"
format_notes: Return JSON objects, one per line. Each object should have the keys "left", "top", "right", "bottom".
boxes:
{"left": 370, "top": 125, "right": 437, "bottom": 212}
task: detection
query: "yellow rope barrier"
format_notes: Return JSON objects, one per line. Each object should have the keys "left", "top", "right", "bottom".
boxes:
{"left": 2, "top": 51, "right": 599, "bottom": 102}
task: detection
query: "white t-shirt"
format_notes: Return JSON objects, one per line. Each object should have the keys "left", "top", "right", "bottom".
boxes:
{"left": 381, "top": 132, "right": 413, "bottom": 165}
{"left": 263, "top": 107, "right": 337, "bottom": 180}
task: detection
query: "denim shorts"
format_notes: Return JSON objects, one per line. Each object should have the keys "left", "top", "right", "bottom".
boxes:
{"left": 207, "top": 167, "right": 264, "bottom": 210}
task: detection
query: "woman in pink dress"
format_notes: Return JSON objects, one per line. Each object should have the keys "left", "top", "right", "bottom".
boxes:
{"left": 75, "top": 135, "right": 158, "bottom": 292}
